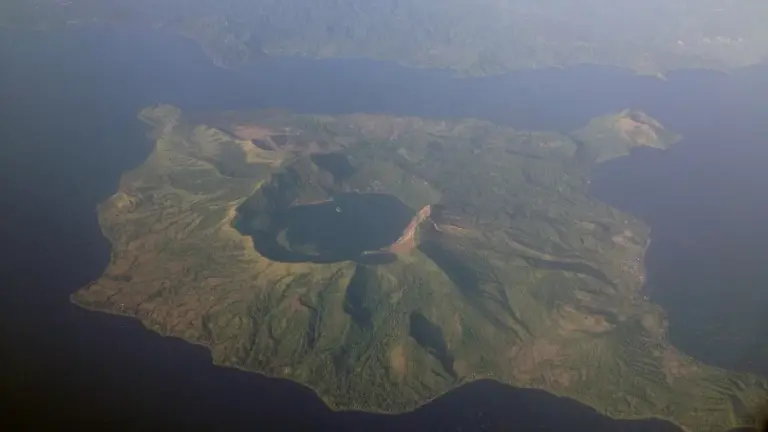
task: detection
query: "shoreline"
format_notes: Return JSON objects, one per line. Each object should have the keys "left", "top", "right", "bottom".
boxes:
{"left": 69, "top": 293, "right": 690, "bottom": 430}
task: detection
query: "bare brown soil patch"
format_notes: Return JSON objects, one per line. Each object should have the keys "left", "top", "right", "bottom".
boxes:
{"left": 233, "top": 125, "right": 275, "bottom": 140}
{"left": 558, "top": 306, "right": 613, "bottom": 334}
{"left": 661, "top": 348, "right": 700, "bottom": 384}
{"left": 513, "top": 339, "right": 562, "bottom": 380}
{"left": 390, "top": 205, "right": 432, "bottom": 253}
{"left": 550, "top": 368, "right": 573, "bottom": 387}
{"left": 616, "top": 118, "right": 659, "bottom": 146}
{"left": 511, "top": 338, "right": 578, "bottom": 388}
{"left": 109, "top": 191, "right": 140, "bottom": 213}
{"left": 612, "top": 229, "right": 639, "bottom": 247}
{"left": 640, "top": 313, "right": 665, "bottom": 337}
{"left": 289, "top": 295, "right": 308, "bottom": 313}
{"left": 452, "top": 359, "right": 470, "bottom": 378}
{"left": 453, "top": 312, "right": 463, "bottom": 338}
{"left": 236, "top": 125, "right": 338, "bottom": 155}
{"left": 389, "top": 345, "right": 407, "bottom": 379}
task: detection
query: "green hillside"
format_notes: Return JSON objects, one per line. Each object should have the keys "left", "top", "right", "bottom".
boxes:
{"left": 72, "top": 105, "right": 767, "bottom": 431}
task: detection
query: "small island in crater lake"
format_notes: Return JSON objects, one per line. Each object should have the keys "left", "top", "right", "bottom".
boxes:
{"left": 72, "top": 105, "right": 767, "bottom": 431}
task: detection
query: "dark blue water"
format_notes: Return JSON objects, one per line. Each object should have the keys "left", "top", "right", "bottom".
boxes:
{"left": 1, "top": 29, "right": 766, "bottom": 430}
{"left": 238, "top": 192, "right": 414, "bottom": 263}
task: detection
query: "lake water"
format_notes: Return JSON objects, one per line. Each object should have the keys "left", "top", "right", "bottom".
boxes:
{"left": 1, "top": 29, "right": 766, "bottom": 430}
{"left": 240, "top": 192, "right": 415, "bottom": 263}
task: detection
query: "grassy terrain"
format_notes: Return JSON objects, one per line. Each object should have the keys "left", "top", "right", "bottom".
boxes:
{"left": 3, "top": 1, "right": 768, "bottom": 75}
{"left": 72, "top": 104, "right": 767, "bottom": 431}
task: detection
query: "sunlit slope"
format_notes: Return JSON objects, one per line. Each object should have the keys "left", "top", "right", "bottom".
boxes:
{"left": 73, "top": 105, "right": 767, "bottom": 431}
{"left": 3, "top": 0, "right": 768, "bottom": 74}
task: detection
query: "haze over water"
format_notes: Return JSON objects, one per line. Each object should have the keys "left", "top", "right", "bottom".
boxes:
{"left": 1, "top": 29, "right": 766, "bottom": 430}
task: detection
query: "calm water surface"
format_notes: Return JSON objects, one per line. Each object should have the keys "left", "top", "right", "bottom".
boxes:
{"left": 1, "top": 29, "right": 766, "bottom": 430}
